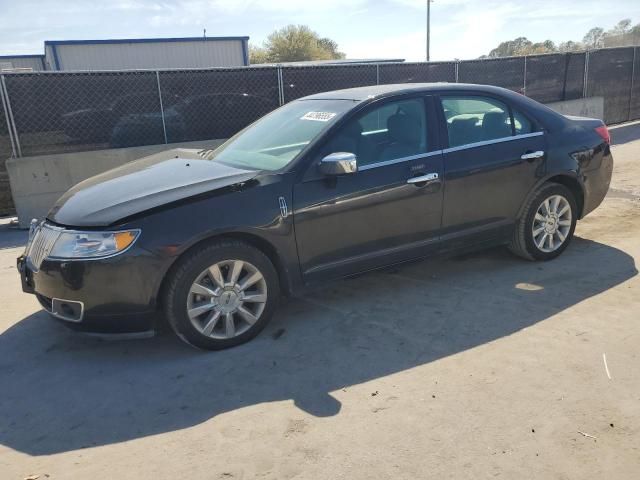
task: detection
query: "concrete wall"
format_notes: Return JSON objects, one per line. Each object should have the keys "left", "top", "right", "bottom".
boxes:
{"left": 6, "top": 139, "right": 226, "bottom": 228}
{"left": 546, "top": 96, "right": 604, "bottom": 120}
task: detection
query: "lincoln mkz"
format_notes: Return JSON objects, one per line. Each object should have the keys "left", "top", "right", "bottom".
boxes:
{"left": 18, "top": 84, "right": 613, "bottom": 349}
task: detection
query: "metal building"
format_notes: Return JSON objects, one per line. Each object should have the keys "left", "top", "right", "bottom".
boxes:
{"left": 43, "top": 36, "right": 249, "bottom": 71}
{"left": 0, "top": 54, "right": 45, "bottom": 71}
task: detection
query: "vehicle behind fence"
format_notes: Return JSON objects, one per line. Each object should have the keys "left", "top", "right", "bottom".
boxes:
{"left": 0, "top": 46, "right": 639, "bottom": 213}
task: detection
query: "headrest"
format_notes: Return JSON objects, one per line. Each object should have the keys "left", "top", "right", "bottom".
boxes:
{"left": 482, "top": 111, "right": 509, "bottom": 131}
{"left": 387, "top": 113, "right": 421, "bottom": 146}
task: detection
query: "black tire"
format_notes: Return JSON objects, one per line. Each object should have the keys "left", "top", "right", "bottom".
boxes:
{"left": 509, "top": 183, "right": 578, "bottom": 261}
{"left": 163, "top": 239, "right": 280, "bottom": 350}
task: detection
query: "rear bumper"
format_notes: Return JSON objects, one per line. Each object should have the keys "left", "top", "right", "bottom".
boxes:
{"left": 17, "top": 251, "right": 160, "bottom": 334}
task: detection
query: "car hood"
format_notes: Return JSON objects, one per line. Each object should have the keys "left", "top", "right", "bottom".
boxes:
{"left": 48, "top": 148, "right": 258, "bottom": 227}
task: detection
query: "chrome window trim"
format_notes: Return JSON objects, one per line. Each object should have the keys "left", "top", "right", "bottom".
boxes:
{"left": 355, "top": 131, "right": 543, "bottom": 172}
{"left": 443, "top": 131, "right": 544, "bottom": 154}
{"left": 358, "top": 150, "right": 444, "bottom": 171}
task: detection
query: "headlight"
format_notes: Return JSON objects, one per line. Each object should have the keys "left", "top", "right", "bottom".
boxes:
{"left": 48, "top": 229, "right": 140, "bottom": 260}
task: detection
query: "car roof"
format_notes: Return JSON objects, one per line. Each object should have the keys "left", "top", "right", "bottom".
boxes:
{"left": 297, "top": 82, "right": 569, "bottom": 132}
{"left": 298, "top": 83, "right": 518, "bottom": 102}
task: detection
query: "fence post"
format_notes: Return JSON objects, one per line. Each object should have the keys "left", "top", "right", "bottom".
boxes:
{"left": 629, "top": 46, "right": 636, "bottom": 122}
{"left": 277, "top": 66, "right": 285, "bottom": 106}
{"left": 523, "top": 55, "right": 527, "bottom": 96}
{"left": 155, "top": 71, "right": 168, "bottom": 145}
{"left": 376, "top": 63, "right": 380, "bottom": 85}
{"left": 455, "top": 61, "right": 459, "bottom": 83}
{"left": 1, "top": 75, "right": 21, "bottom": 157}
{"left": 583, "top": 50, "right": 590, "bottom": 98}
{"left": 0, "top": 75, "right": 17, "bottom": 158}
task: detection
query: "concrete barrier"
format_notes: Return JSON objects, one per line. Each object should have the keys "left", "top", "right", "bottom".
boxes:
{"left": 546, "top": 96, "right": 604, "bottom": 120}
{"left": 6, "top": 139, "right": 226, "bottom": 228}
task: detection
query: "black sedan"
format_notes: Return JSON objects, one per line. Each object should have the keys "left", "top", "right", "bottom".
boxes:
{"left": 18, "top": 83, "right": 613, "bottom": 350}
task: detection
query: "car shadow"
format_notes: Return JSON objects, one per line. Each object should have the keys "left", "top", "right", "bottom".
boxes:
{"left": 0, "top": 237, "right": 636, "bottom": 455}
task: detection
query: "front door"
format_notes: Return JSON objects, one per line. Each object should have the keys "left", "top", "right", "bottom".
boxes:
{"left": 293, "top": 96, "right": 444, "bottom": 283}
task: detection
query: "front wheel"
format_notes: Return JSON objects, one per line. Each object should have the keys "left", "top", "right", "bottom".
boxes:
{"left": 163, "top": 239, "right": 280, "bottom": 350}
{"left": 509, "top": 183, "right": 578, "bottom": 261}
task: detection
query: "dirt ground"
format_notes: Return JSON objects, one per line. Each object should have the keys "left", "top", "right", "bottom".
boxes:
{"left": 1, "top": 122, "right": 639, "bottom": 480}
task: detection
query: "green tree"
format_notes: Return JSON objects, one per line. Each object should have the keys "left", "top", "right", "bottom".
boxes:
{"left": 317, "top": 37, "right": 346, "bottom": 60}
{"left": 488, "top": 37, "right": 532, "bottom": 57}
{"left": 488, "top": 37, "right": 556, "bottom": 57}
{"left": 249, "top": 25, "right": 346, "bottom": 64}
{"left": 528, "top": 40, "right": 556, "bottom": 54}
{"left": 249, "top": 45, "right": 270, "bottom": 64}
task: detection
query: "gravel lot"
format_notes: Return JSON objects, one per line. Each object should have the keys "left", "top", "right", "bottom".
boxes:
{"left": 1, "top": 122, "right": 639, "bottom": 479}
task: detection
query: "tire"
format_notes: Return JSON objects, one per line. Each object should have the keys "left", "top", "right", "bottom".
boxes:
{"left": 509, "top": 183, "right": 578, "bottom": 261}
{"left": 163, "top": 239, "right": 280, "bottom": 350}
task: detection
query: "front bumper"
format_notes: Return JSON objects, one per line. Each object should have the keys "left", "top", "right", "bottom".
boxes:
{"left": 17, "top": 250, "right": 160, "bottom": 334}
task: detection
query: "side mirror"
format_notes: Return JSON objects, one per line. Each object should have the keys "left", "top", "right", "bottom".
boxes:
{"left": 319, "top": 152, "right": 358, "bottom": 176}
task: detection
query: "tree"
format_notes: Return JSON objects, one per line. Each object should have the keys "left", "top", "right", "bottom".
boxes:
{"left": 558, "top": 40, "right": 584, "bottom": 53}
{"left": 488, "top": 37, "right": 532, "bottom": 57}
{"left": 487, "top": 37, "right": 556, "bottom": 57}
{"left": 249, "top": 25, "right": 346, "bottom": 64}
{"left": 249, "top": 45, "right": 270, "bottom": 64}
{"left": 528, "top": 40, "right": 556, "bottom": 54}
{"left": 583, "top": 27, "right": 605, "bottom": 49}
{"left": 317, "top": 38, "right": 346, "bottom": 60}
{"left": 484, "top": 18, "right": 640, "bottom": 57}
{"left": 608, "top": 18, "right": 632, "bottom": 35}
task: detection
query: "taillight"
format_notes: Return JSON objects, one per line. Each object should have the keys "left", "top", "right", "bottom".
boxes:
{"left": 595, "top": 125, "right": 610, "bottom": 145}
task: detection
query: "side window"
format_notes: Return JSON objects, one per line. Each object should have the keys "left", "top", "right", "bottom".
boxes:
{"left": 513, "top": 109, "right": 535, "bottom": 135}
{"left": 321, "top": 98, "right": 428, "bottom": 166}
{"left": 441, "top": 96, "right": 513, "bottom": 148}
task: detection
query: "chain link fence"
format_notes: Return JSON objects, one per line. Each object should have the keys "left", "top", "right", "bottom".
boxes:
{"left": 158, "top": 67, "right": 280, "bottom": 144}
{"left": 523, "top": 53, "right": 586, "bottom": 103}
{"left": 1, "top": 46, "right": 639, "bottom": 162}
{"left": 458, "top": 56, "right": 526, "bottom": 93}
{"left": 586, "top": 47, "right": 636, "bottom": 124}
{"left": 378, "top": 62, "right": 456, "bottom": 84}
{"left": 281, "top": 64, "right": 378, "bottom": 102}
{"left": 0, "top": 80, "right": 16, "bottom": 214}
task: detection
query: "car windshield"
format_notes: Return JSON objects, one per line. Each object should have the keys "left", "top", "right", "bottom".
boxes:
{"left": 210, "top": 99, "right": 355, "bottom": 171}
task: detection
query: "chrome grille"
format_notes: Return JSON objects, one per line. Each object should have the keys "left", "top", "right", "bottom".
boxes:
{"left": 25, "top": 223, "right": 62, "bottom": 270}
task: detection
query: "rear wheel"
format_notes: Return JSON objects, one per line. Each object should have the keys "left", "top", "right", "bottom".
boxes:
{"left": 163, "top": 239, "right": 280, "bottom": 350}
{"left": 509, "top": 183, "right": 577, "bottom": 261}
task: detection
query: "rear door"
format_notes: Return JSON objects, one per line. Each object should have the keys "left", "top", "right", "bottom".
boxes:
{"left": 438, "top": 94, "right": 546, "bottom": 244}
{"left": 293, "top": 95, "right": 444, "bottom": 282}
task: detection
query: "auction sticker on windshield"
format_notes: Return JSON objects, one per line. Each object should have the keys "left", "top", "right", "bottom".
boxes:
{"left": 301, "top": 111, "right": 337, "bottom": 122}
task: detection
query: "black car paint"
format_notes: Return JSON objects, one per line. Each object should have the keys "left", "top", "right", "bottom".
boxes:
{"left": 18, "top": 83, "right": 613, "bottom": 334}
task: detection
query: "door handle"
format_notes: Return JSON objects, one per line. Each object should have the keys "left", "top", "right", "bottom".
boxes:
{"left": 521, "top": 150, "right": 545, "bottom": 160}
{"left": 407, "top": 172, "right": 439, "bottom": 185}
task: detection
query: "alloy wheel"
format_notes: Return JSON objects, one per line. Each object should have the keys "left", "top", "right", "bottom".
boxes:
{"left": 186, "top": 259, "right": 268, "bottom": 339}
{"left": 531, "top": 194, "right": 572, "bottom": 253}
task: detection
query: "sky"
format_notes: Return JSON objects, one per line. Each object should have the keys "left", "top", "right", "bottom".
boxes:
{"left": 0, "top": 0, "right": 639, "bottom": 61}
